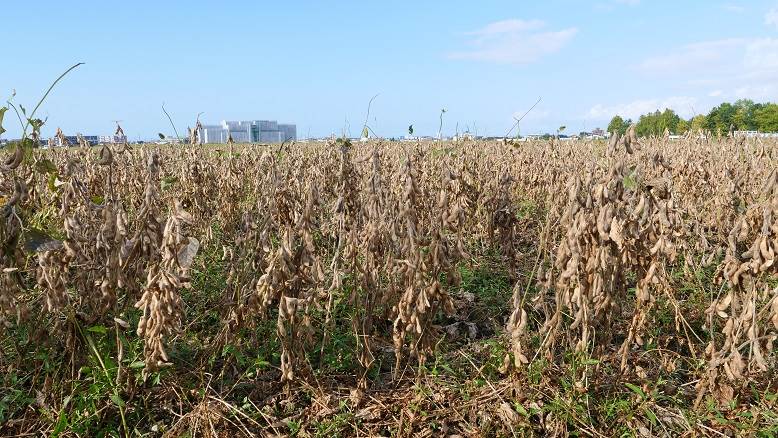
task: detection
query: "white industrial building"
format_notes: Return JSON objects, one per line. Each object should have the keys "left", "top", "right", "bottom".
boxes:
{"left": 197, "top": 120, "right": 296, "bottom": 144}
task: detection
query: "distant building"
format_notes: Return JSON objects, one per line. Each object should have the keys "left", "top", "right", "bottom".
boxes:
{"left": 99, "top": 135, "right": 128, "bottom": 144}
{"left": 197, "top": 120, "right": 296, "bottom": 144}
{"left": 59, "top": 135, "right": 99, "bottom": 147}
{"left": 734, "top": 130, "right": 778, "bottom": 138}
{"left": 155, "top": 136, "right": 183, "bottom": 145}
{"left": 278, "top": 124, "right": 297, "bottom": 142}
{"left": 200, "top": 125, "right": 229, "bottom": 143}
{"left": 48, "top": 133, "right": 126, "bottom": 147}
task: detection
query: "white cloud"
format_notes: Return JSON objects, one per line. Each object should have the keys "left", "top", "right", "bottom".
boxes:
{"left": 722, "top": 4, "right": 745, "bottom": 13}
{"left": 767, "top": 7, "right": 778, "bottom": 29}
{"left": 449, "top": 19, "right": 578, "bottom": 64}
{"left": 511, "top": 108, "right": 550, "bottom": 121}
{"left": 734, "top": 84, "right": 778, "bottom": 100}
{"left": 635, "top": 39, "right": 746, "bottom": 76}
{"left": 587, "top": 96, "right": 698, "bottom": 121}
{"left": 469, "top": 19, "right": 545, "bottom": 38}
{"left": 744, "top": 38, "right": 778, "bottom": 71}
{"left": 594, "top": 0, "right": 640, "bottom": 11}
{"left": 634, "top": 37, "right": 778, "bottom": 101}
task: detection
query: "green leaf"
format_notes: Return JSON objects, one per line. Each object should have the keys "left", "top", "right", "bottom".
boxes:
{"left": 623, "top": 173, "right": 637, "bottom": 190}
{"left": 35, "top": 158, "right": 57, "bottom": 174}
{"left": 29, "top": 118, "right": 44, "bottom": 134}
{"left": 11, "top": 138, "right": 36, "bottom": 165}
{"left": 109, "top": 393, "right": 124, "bottom": 408}
{"left": 514, "top": 402, "right": 529, "bottom": 417}
{"left": 625, "top": 382, "right": 646, "bottom": 399}
{"left": 580, "top": 358, "right": 600, "bottom": 366}
{"left": 47, "top": 172, "right": 60, "bottom": 192}
{"left": 0, "top": 107, "right": 7, "bottom": 136}
{"left": 644, "top": 407, "right": 658, "bottom": 427}
{"left": 161, "top": 176, "right": 178, "bottom": 191}
{"left": 361, "top": 127, "right": 369, "bottom": 138}
{"left": 86, "top": 325, "right": 108, "bottom": 334}
{"left": 129, "top": 361, "right": 146, "bottom": 369}
{"left": 52, "top": 411, "right": 69, "bottom": 436}
{"left": 408, "top": 124, "right": 414, "bottom": 135}
{"left": 91, "top": 195, "right": 104, "bottom": 205}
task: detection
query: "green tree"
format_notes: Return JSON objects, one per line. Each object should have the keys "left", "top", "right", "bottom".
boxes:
{"left": 690, "top": 114, "right": 707, "bottom": 133}
{"left": 705, "top": 102, "right": 737, "bottom": 134}
{"left": 607, "top": 115, "right": 629, "bottom": 135}
{"left": 732, "top": 99, "right": 761, "bottom": 131}
{"left": 635, "top": 109, "right": 681, "bottom": 137}
{"left": 676, "top": 118, "right": 690, "bottom": 134}
{"left": 754, "top": 103, "right": 778, "bottom": 132}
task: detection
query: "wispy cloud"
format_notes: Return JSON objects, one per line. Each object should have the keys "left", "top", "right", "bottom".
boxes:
{"left": 449, "top": 19, "right": 578, "bottom": 65}
{"left": 511, "top": 108, "right": 550, "bottom": 122}
{"left": 594, "top": 0, "right": 640, "bottom": 11}
{"left": 767, "top": 7, "right": 778, "bottom": 29}
{"left": 587, "top": 96, "right": 698, "bottom": 121}
{"left": 633, "top": 37, "right": 778, "bottom": 100}
{"left": 722, "top": 3, "right": 745, "bottom": 13}
{"left": 635, "top": 39, "right": 746, "bottom": 76}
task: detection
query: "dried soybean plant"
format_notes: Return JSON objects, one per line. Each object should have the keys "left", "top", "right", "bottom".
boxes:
{"left": 230, "top": 161, "right": 324, "bottom": 384}
{"left": 5, "top": 130, "right": 778, "bottom": 426}
{"left": 324, "top": 141, "right": 376, "bottom": 387}
{"left": 1, "top": 176, "right": 27, "bottom": 324}
{"left": 488, "top": 171, "right": 520, "bottom": 277}
{"left": 616, "top": 170, "right": 685, "bottom": 371}
{"left": 541, "top": 162, "right": 629, "bottom": 356}
{"left": 276, "top": 181, "right": 325, "bottom": 384}
{"left": 391, "top": 154, "right": 465, "bottom": 374}
{"left": 698, "top": 169, "right": 778, "bottom": 404}
{"left": 122, "top": 152, "right": 163, "bottom": 295}
{"left": 134, "top": 199, "right": 199, "bottom": 377}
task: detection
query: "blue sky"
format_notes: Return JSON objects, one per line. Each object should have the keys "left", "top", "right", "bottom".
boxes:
{"left": 2, "top": 0, "right": 777, "bottom": 139}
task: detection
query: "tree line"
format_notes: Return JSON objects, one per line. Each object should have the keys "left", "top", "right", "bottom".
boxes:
{"left": 607, "top": 100, "right": 778, "bottom": 137}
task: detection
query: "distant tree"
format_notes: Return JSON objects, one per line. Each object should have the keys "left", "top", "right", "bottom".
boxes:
{"left": 705, "top": 102, "right": 737, "bottom": 133}
{"left": 732, "top": 99, "right": 761, "bottom": 131}
{"left": 754, "top": 103, "right": 778, "bottom": 132}
{"left": 625, "top": 100, "right": 778, "bottom": 138}
{"left": 690, "top": 114, "right": 707, "bottom": 133}
{"left": 635, "top": 109, "right": 681, "bottom": 137}
{"left": 676, "top": 118, "right": 690, "bottom": 134}
{"left": 607, "top": 115, "right": 629, "bottom": 135}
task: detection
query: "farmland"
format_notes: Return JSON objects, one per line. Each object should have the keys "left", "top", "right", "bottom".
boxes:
{"left": 1, "top": 135, "right": 777, "bottom": 437}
